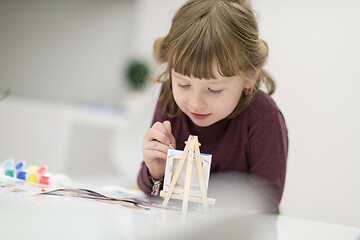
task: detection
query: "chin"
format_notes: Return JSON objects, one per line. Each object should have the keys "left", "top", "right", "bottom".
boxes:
{"left": 191, "top": 118, "right": 214, "bottom": 127}
{"left": 195, "top": 122, "right": 211, "bottom": 127}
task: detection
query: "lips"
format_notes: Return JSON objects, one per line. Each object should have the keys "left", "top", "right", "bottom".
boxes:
{"left": 190, "top": 112, "right": 211, "bottom": 120}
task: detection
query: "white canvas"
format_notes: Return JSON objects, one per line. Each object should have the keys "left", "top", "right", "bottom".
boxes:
{"left": 163, "top": 148, "right": 212, "bottom": 197}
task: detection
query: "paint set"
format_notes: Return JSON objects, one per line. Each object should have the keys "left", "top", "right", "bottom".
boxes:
{"left": 1, "top": 159, "right": 50, "bottom": 187}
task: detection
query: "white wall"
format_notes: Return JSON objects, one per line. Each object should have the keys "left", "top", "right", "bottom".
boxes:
{"left": 252, "top": 0, "right": 360, "bottom": 227}
{"left": 0, "top": 0, "right": 134, "bottom": 105}
{"left": 129, "top": 0, "right": 185, "bottom": 60}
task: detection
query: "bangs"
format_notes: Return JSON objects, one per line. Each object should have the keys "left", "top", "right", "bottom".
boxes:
{"left": 167, "top": 13, "right": 244, "bottom": 80}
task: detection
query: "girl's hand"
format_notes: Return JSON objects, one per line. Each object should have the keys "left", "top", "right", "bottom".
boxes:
{"left": 143, "top": 120, "right": 176, "bottom": 180}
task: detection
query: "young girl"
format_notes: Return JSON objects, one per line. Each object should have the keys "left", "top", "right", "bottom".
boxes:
{"left": 137, "top": 0, "right": 288, "bottom": 213}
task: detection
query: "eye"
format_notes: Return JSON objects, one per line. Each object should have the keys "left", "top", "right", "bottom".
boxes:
{"left": 178, "top": 83, "right": 190, "bottom": 88}
{"left": 208, "top": 88, "right": 223, "bottom": 94}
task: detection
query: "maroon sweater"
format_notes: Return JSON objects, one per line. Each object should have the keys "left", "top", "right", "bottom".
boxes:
{"left": 137, "top": 90, "right": 288, "bottom": 212}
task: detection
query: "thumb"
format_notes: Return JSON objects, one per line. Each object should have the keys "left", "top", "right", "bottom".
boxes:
{"left": 163, "top": 120, "right": 176, "bottom": 148}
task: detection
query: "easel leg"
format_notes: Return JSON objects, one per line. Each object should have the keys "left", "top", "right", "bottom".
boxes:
{"left": 181, "top": 136, "right": 195, "bottom": 214}
{"left": 162, "top": 135, "right": 192, "bottom": 208}
{"left": 194, "top": 137, "right": 209, "bottom": 213}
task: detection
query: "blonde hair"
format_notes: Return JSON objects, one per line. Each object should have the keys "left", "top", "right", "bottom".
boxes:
{"left": 153, "top": 0, "right": 275, "bottom": 118}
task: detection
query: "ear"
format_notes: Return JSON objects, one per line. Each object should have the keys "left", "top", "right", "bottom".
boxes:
{"left": 252, "top": 68, "right": 261, "bottom": 81}
{"left": 244, "top": 69, "right": 261, "bottom": 89}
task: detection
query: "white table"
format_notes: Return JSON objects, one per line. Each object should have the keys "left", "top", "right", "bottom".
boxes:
{"left": 0, "top": 189, "right": 359, "bottom": 240}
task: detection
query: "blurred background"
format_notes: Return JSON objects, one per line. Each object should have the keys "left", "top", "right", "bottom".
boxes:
{"left": 0, "top": 0, "right": 359, "bottom": 228}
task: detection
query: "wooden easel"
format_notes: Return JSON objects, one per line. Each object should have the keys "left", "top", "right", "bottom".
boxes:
{"left": 160, "top": 135, "right": 215, "bottom": 214}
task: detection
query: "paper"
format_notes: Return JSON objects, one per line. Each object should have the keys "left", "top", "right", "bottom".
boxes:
{"left": 40, "top": 188, "right": 150, "bottom": 210}
{"left": 1, "top": 173, "right": 150, "bottom": 210}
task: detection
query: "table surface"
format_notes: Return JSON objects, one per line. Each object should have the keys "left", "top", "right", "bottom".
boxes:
{"left": 0, "top": 185, "right": 359, "bottom": 240}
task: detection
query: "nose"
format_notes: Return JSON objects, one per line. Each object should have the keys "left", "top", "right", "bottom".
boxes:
{"left": 189, "top": 91, "right": 207, "bottom": 111}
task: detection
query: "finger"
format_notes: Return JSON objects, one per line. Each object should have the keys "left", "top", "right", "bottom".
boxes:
{"left": 150, "top": 122, "right": 171, "bottom": 145}
{"left": 169, "top": 134, "right": 176, "bottom": 149}
{"left": 152, "top": 121, "right": 168, "bottom": 135}
{"left": 144, "top": 149, "right": 167, "bottom": 162}
{"left": 163, "top": 120, "right": 176, "bottom": 148}
{"left": 163, "top": 120, "right": 172, "bottom": 137}
{"left": 144, "top": 127, "right": 162, "bottom": 142}
{"left": 145, "top": 140, "right": 169, "bottom": 154}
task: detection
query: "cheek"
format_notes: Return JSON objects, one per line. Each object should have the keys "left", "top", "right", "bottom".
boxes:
{"left": 214, "top": 93, "right": 241, "bottom": 115}
{"left": 172, "top": 84, "right": 185, "bottom": 107}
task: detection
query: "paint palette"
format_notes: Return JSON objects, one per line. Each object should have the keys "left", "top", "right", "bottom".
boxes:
{"left": 1, "top": 159, "right": 50, "bottom": 188}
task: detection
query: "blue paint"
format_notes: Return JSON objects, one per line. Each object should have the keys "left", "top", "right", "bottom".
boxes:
{"left": 15, "top": 162, "right": 24, "bottom": 171}
{"left": 16, "top": 171, "right": 26, "bottom": 180}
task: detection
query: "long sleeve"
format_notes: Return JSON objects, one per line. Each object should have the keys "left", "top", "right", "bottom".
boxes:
{"left": 248, "top": 109, "right": 288, "bottom": 213}
{"left": 137, "top": 162, "right": 153, "bottom": 194}
{"left": 137, "top": 93, "right": 166, "bottom": 194}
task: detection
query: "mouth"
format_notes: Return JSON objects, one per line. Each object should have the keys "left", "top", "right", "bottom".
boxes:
{"left": 190, "top": 112, "right": 211, "bottom": 120}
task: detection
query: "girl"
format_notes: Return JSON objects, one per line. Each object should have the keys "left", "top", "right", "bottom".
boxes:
{"left": 137, "top": 0, "right": 288, "bottom": 213}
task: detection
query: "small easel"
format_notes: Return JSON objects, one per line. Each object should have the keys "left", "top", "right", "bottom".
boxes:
{"left": 160, "top": 135, "right": 215, "bottom": 214}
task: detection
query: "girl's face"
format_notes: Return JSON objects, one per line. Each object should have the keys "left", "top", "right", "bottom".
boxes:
{"left": 171, "top": 66, "right": 250, "bottom": 127}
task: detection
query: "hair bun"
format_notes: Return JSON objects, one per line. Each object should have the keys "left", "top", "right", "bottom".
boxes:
{"left": 153, "top": 37, "right": 166, "bottom": 63}
{"left": 259, "top": 39, "right": 269, "bottom": 63}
